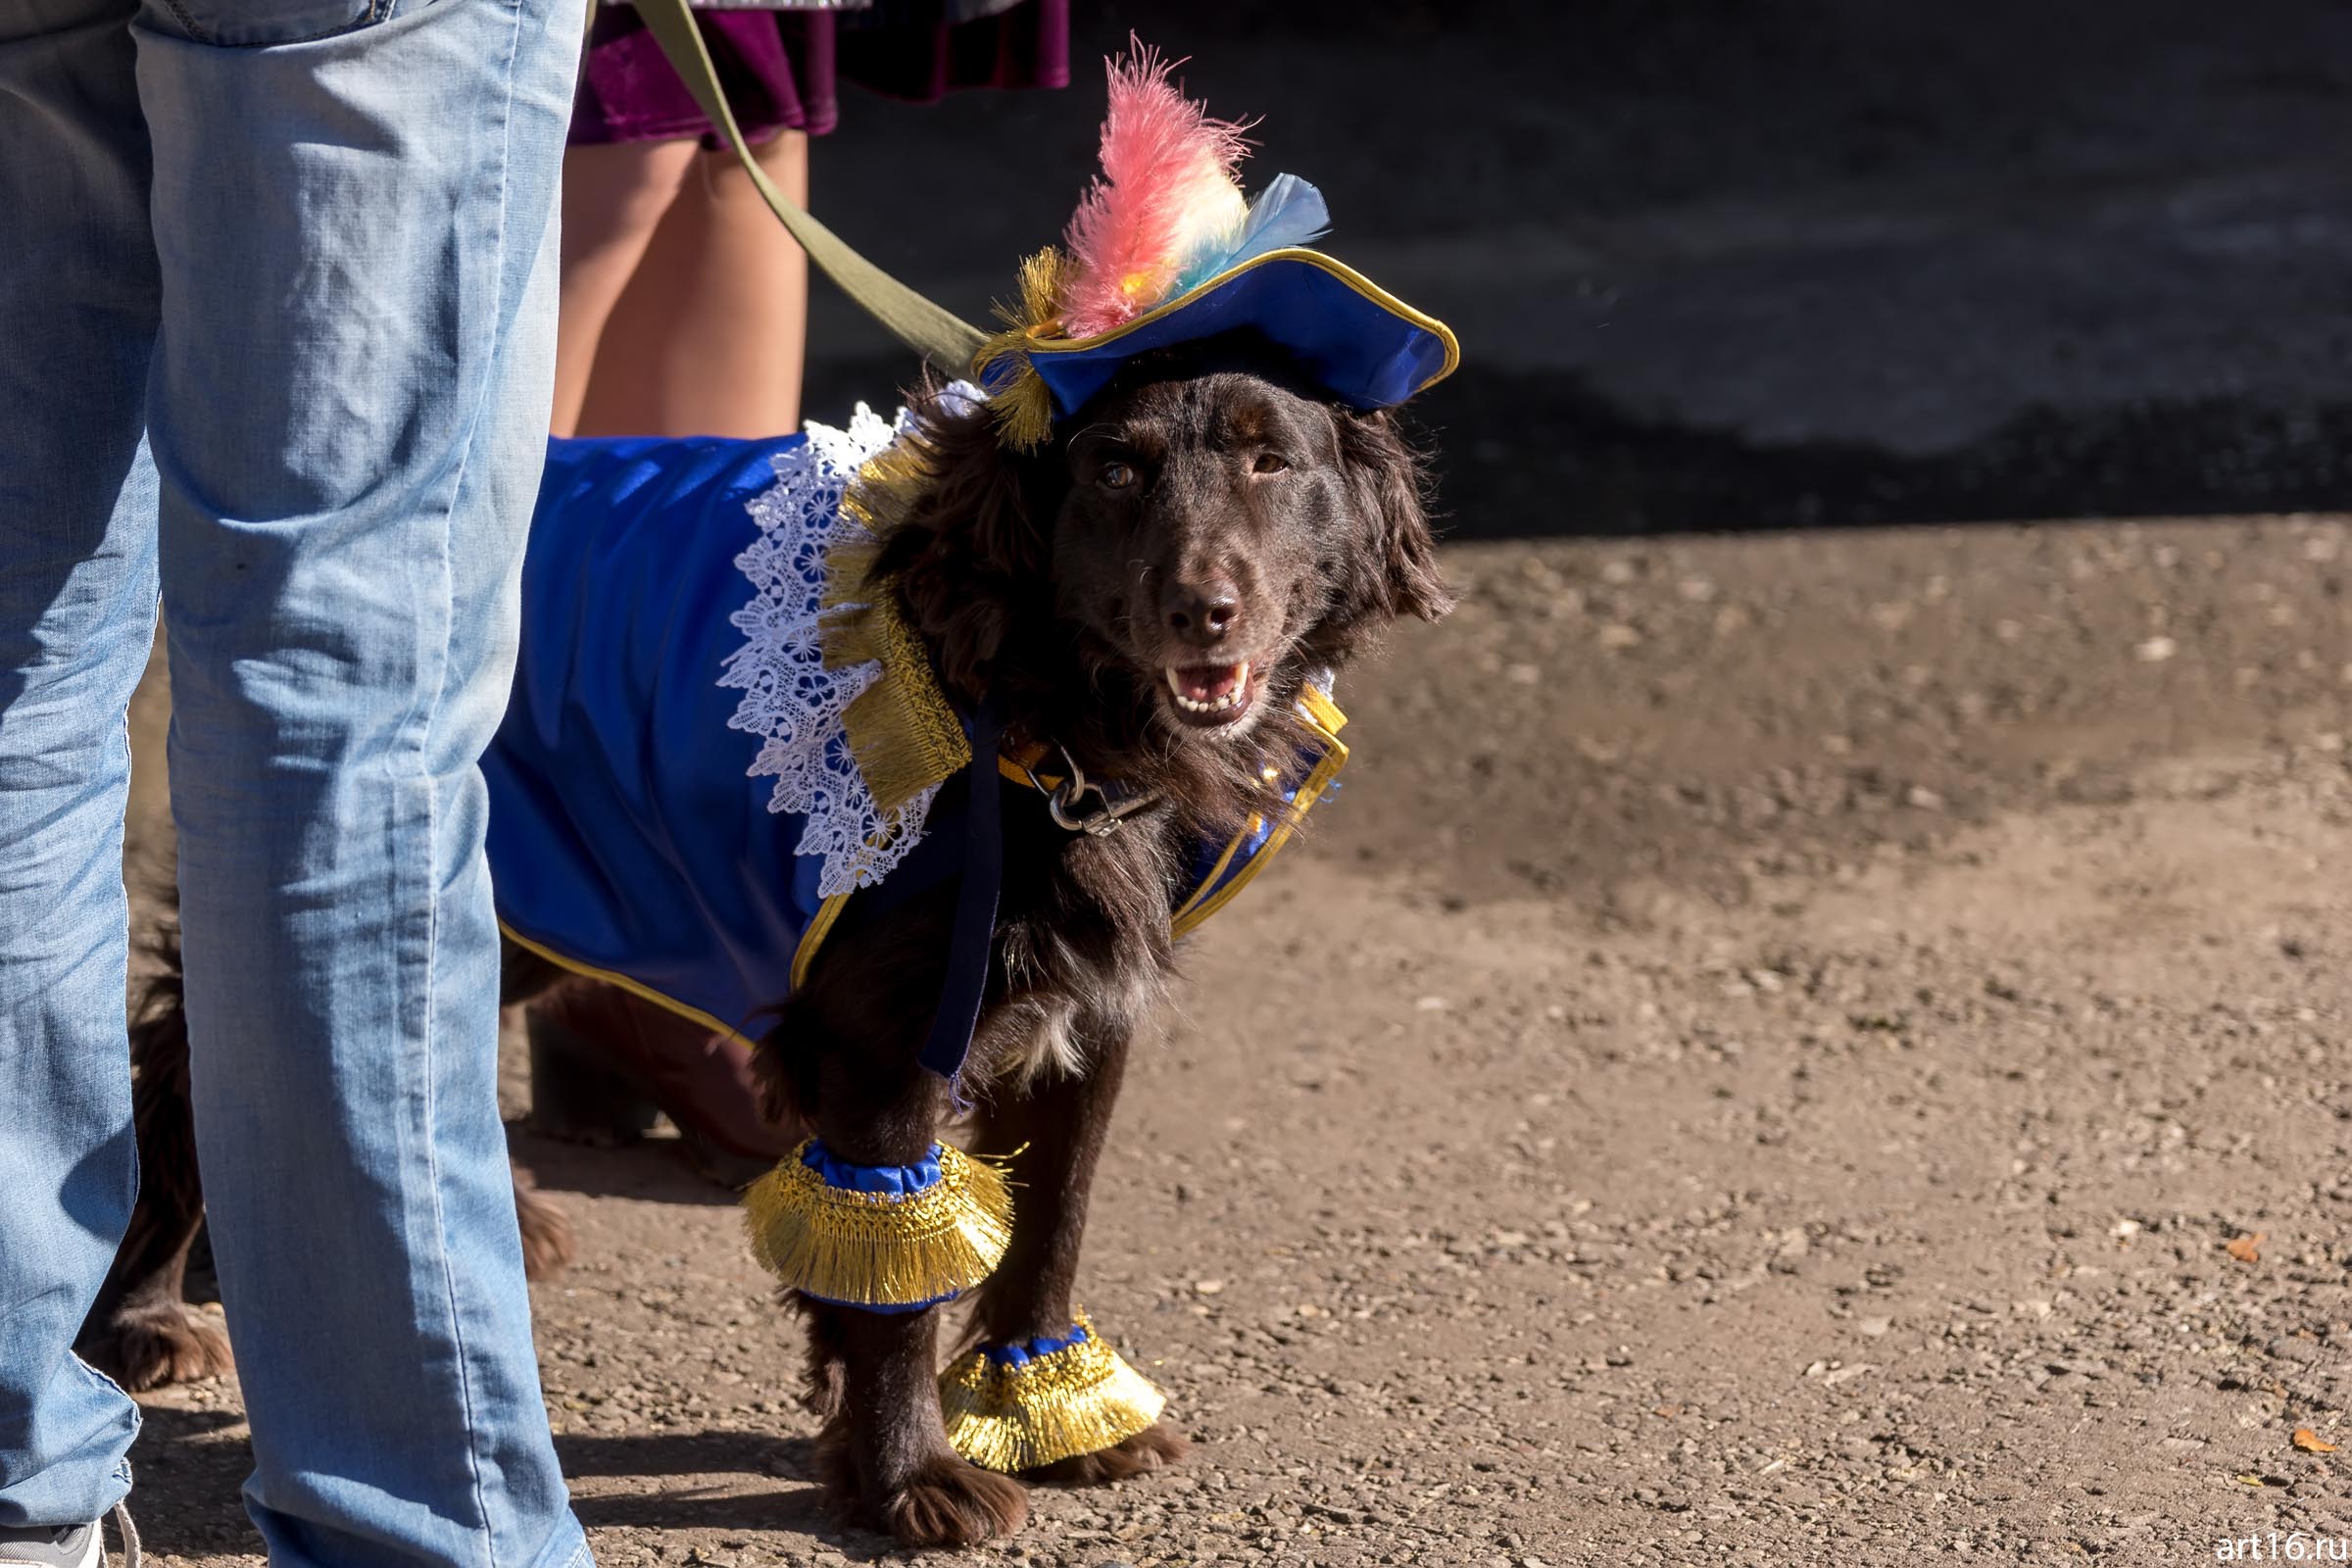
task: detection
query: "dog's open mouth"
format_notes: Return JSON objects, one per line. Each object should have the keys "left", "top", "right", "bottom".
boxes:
{"left": 1161, "top": 660, "right": 1256, "bottom": 727}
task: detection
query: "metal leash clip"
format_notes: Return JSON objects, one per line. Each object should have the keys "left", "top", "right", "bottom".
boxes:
{"left": 1046, "top": 746, "right": 1158, "bottom": 837}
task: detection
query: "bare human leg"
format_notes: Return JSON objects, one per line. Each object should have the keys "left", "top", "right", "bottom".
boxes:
{"left": 551, "top": 136, "right": 699, "bottom": 437}
{"left": 573, "top": 129, "right": 810, "bottom": 439}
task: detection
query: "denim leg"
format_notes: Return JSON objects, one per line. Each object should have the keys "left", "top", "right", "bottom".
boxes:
{"left": 133, "top": 1, "right": 586, "bottom": 1565}
{"left": 0, "top": 0, "right": 156, "bottom": 1531}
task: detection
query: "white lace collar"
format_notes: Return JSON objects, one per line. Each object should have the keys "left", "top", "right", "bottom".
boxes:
{"left": 719, "top": 404, "right": 941, "bottom": 899}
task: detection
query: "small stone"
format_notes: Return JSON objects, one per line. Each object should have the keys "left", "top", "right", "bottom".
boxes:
{"left": 2134, "top": 636, "right": 2178, "bottom": 662}
{"left": 1194, "top": 1280, "right": 1226, "bottom": 1296}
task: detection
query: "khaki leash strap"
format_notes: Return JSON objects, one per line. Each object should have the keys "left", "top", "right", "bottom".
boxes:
{"left": 630, "top": 0, "right": 988, "bottom": 375}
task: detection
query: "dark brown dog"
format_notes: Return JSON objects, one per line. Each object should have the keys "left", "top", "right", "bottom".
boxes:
{"left": 84, "top": 342, "right": 1446, "bottom": 1547}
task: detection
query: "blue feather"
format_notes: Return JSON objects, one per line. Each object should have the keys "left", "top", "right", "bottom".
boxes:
{"left": 1171, "top": 173, "right": 1332, "bottom": 295}
{"left": 1231, "top": 173, "right": 1332, "bottom": 262}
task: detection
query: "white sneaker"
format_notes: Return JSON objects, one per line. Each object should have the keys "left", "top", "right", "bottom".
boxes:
{"left": 0, "top": 1499, "right": 138, "bottom": 1568}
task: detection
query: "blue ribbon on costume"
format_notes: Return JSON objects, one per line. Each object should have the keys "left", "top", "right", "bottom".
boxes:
{"left": 798, "top": 1139, "right": 946, "bottom": 1196}
{"left": 916, "top": 698, "right": 1005, "bottom": 1102}
{"left": 793, "top": 1139, "right": 970, "bottom": 1314}
{"left": 982, "top": 1322, "right": 1092, "bottom": 1368}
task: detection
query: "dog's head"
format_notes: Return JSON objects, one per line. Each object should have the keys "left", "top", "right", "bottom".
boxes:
{"left": 886, "top": 339, "right": 1451, "bottom": 756}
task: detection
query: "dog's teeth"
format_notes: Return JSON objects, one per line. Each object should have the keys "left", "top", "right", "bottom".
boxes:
{"left": 1165, "top": 661, "right": 1252, "bottom": 717}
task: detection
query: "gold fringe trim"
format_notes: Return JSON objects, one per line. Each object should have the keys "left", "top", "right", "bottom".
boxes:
{"left": 818, "top": 588, "right": 970, "bottom": 815}
{"left": 940, "top": 1312, "right": 1168, "bottom": 1473}
{"left": 971, "top": 247, "right": 1066, "bottom": 451}
{"left": 814, "top": 436, "right": 972, "bottom": 814}
{"left": 742, "top": 1140, "right": 1013, "bottom": 1308}
{"left": 834, "top": 437, "right": 934, "bottom": 556}
{"left": 818, "top": 538, "right": 882, "bottom": 615}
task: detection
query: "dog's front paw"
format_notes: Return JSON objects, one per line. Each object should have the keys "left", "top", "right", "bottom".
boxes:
{"left": 817, "top": 1421, "right": 1030, "bottom": 1546}
{"left": 79, "top": 1302, "right": 233, "bottom": 1392}
{"left": 1028, "top": 1420, "right": 1189, "bottom": 1486}
{"left": 880, "top": 1458, "right": 1029, "bottom": 1547}
{"left": 512, "top": 1168, "right": 576, "bottom": 1281}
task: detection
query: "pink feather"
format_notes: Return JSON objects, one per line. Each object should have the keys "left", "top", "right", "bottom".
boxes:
{"left": 1057, "top": 41, "right": 1252, "bottom": 338}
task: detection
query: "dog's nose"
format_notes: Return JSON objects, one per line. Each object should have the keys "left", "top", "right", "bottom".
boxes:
{"left": 1162, "top": 577, "right": 1240, "bottom": 646}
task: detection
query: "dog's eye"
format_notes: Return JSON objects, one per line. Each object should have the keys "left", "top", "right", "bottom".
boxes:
{"left": 1099, "top": 462, "right": 1138, "bottom": 492}
{"left": 1251, "top": 452, "right": 1291, "bottom": 476}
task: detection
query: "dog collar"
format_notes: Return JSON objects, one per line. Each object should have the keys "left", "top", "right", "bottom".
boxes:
{"left": 998, "top": 742, "right": 1159, "bottom": 838}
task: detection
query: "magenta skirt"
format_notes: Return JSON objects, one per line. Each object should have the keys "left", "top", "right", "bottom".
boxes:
{"left": 570, "top": 1, "right": 1070, "bottom": 147}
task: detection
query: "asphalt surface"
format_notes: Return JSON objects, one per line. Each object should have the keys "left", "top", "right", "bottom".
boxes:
{"left": 802, "top": 0, "right": 2352, "bottom": 532}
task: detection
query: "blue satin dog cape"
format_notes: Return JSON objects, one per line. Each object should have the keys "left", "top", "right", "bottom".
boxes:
{"left": 484, "top": 431, "right": 837, "bottom": 1037}
{"left": 482, "top": 412, "right": 1349, "bottom": 1043}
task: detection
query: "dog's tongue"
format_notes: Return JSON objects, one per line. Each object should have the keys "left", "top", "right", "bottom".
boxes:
{"left": 1173, "top": 662, "right": 1245, "bottom": 704}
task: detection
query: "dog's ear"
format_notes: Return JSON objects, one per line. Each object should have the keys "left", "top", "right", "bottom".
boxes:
{"left": 887, "top": 388, "right": 1059, "bottom": 698}
{"left": 1334, "top": 406, "right": 1452, "bottom": 623}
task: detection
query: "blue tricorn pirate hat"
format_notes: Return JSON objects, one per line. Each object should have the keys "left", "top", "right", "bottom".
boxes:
{"left": 974, "top": 44, "right": 1460, "bottom": 446}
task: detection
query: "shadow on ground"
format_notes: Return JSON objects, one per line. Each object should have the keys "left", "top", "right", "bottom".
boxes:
{"left": 509, "top": 1131, "right": 744, "bottom": 1208}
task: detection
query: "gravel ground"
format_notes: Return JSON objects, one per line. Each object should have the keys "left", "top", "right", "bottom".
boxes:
{"left": 125, "top": 514, "right": 2352, "bottom": 1565}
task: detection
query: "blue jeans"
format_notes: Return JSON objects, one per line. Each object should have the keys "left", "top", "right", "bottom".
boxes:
{"left": 0, "top": 2, "right": 588, "bottom": 1565}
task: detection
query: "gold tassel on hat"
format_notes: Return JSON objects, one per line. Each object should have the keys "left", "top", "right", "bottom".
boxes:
{"left": 971, "top": 247, "right": 1066, "bottom": 452}
{"left": 940, "top": 1312, "right": 1168, "bottom": 1472}
{"left": 978, "top": 359, "right": 1054, "bottom": 452}
{"left": 743, "top": 1140, "right": 1013, "bottom": 1308}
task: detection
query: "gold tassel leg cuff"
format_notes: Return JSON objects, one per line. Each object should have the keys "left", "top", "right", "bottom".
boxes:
{"left": 940, "top": 1312, "right": 1168, "bottom": 1472}
{"left": 742, "top": 1139, "right": 1012, "bottom": 1309}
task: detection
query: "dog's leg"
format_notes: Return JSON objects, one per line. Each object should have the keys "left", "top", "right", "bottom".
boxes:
{"left": 77, "top": 943, "right": 233, "bottom": 1391}
{"left": 495, "top": 936, "right": 588, "bottom": 1280}
{"left": 510, "top": 1162, "right": 576, "bottom": 1280}
{"left": 499, "top": 934, "right": 568, "bottom": 1006}
{"left": 962, "top": 1027, "right": 1187, "bottom": 1484}
{"left": 808, "top": 1299, "right": 1028, "bottom": 1545}
{"left": 790, "top": 1062, "right": 1027, "bottom": 1547}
